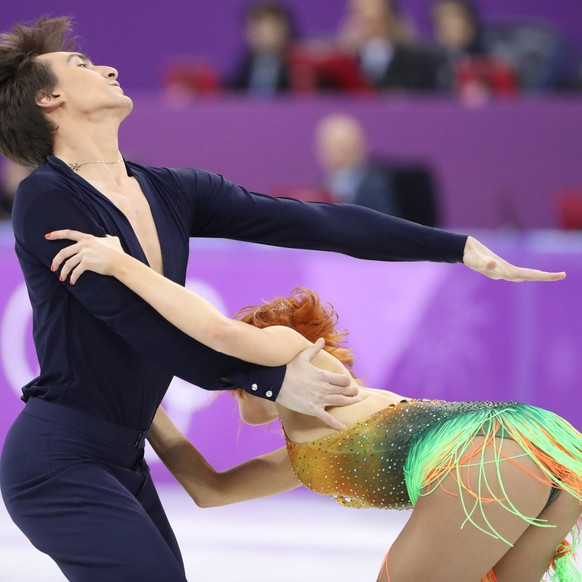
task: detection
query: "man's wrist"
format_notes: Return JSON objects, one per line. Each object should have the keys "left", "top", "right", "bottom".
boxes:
{"left": 462, "top": 235, "right": 475, "bottom": 264}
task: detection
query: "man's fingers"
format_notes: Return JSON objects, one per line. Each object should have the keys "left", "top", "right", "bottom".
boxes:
{"left": 314, "top": 409, "right": 346, "bottom": 431}
{"left": 300, "top": 338, "right": 324, "bottom": 362}
{"left": 322, "top": 394, "right": 362, "bottom": 408}
{"left": 320, "top": 369, "right": 352, "bottom": 388}
{"left": 500, "top": 266, "right": 567, "bottom": 282}
{"left": 479, "top": 259, "right": 567, "bottom": 282}
{"left": 515, "top": 268, "right": 566, "bottom": 282}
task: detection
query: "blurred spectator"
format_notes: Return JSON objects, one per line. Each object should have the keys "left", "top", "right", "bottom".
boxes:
{"left": 229, "top": 1, "right": 296, "bottom": 95}
{"left": 482, "top": 20, "right": 567, "bottom": 92}
{"left": 431, "top": 0, "right": 520, "bottom": 99}
{"left": 314, "top": 114, "right": 438, "bottom": 226}
{"left": 338, "top": 0, "right": 441, "bottom": 92}
{"left": 431, "top": 0, "right": 486, "bottom": 89}
{"left": 431, "top": 0, "right": 568, "bottom": 94}
{"left": 0, "top": 158, "right": 33, "bottom": 220}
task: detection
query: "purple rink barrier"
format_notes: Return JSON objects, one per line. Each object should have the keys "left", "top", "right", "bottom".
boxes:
{"left": 0, "top": 227, "right": 581, "bottom": 484}
{"left": 118, "top": 95, "right": 582, "bottom": 229}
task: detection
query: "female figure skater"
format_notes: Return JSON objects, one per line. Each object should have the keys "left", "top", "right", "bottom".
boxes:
{"left": 48, "top": 229, "right": 582, "bottom": 582}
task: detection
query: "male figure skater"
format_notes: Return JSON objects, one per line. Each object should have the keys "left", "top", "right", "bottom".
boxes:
{"left": 0, "top": 17, "right": 565, "bottom": 581}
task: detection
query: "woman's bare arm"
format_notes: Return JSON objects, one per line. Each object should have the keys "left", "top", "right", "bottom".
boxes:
{"left": 47, "top": 230, "right": 354, "bottom": 376}
{"left": 148, "top": 406, "right": 300, "bottom": 508}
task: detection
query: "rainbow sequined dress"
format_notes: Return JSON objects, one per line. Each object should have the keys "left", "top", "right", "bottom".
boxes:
{"left": 286, "top": 399, "right": 582, "bottom": 582}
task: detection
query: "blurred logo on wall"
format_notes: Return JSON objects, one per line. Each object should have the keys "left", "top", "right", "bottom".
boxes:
{"left": 1, "top": 282, "right": 36, "bottom": 399}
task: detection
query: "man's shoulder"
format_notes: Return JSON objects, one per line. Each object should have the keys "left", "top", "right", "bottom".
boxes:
{"left": 13, "top": 162, "right": 91, "bottom": 231}
{"left": 126, "top": 161, "right": 211, "bottom": 188}
{"left": 14, "top": 163, "right": 70, "bottom": 213}
{"left": 20, "top": 162, "right": 67, "bottom": 191}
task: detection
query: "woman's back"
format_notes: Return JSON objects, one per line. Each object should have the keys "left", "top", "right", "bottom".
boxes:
{"left": 278, "top": 386, "right": 409, "bottom": 443}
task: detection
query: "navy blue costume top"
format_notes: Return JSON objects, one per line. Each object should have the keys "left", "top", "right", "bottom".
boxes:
{"left": 11, "top": 156, "right": 467, "bottom": 430}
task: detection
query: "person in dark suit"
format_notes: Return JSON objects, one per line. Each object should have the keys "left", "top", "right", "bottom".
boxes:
{"left": 339, "top": 0, "right": 441, "bottom": 91}
{"left": 0, "top": 16, "right": 565, "bottom": 582}
{"left": 229, "top": 1, "right": 296, "bottom": 95}
{"left": 316, "top": 114, "right": 439, "bottom": 226}
{"left": 431, "top": 0, "right": 488, "bottom": 91}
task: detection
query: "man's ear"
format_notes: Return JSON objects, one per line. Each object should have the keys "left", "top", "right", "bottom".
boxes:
{"left": 36, "top": 91, "right": 65, "bottom": 110}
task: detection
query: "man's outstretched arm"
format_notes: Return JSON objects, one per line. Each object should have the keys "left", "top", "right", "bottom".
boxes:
{"left": 173, "top": 168, "right": 565, "bottom": 282}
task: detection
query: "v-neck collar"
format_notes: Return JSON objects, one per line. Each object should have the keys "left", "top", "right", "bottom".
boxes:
{"left": 47, "top": 155, "right": 166, "bottom": 276}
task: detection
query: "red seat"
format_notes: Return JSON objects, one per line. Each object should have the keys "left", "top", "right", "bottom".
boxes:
{"left": 455, "top": 57, "right": 518, "bottom": 96}
{"left": 286, "top": 45, "right": 374, "bottom": 93}
{"left": 555, "top": 189, "right": 582, "bottom": 230}
{"left": 163, "top": 60, "right": 223, "bottom": 98}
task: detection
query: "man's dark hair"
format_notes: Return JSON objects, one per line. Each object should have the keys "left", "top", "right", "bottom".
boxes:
{"left": 0, "top": 16, "right": 75, "bottom": 166}
{"left": 247, "top": 1, "right": 290, "bottom": 22}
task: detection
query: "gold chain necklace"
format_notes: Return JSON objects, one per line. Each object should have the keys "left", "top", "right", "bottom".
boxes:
{"left": 67, "top": 159, "right": 123, "bottom": 172}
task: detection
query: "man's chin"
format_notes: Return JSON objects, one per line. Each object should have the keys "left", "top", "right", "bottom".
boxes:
{"left": 119, "top": 96, "right": 134, "bottom": 118}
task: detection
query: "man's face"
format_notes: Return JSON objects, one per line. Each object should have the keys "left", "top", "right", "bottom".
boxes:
{"left": 246, "top": 16, "right": 289, "bottom": 53}
{"left": 433, "top": 3, "right": 475, "bottom": 51}
{"left": 316, "top": 118, "right": 367, "bottom": 172}
{"left": 35, "top": 51, "right": 132, "bottom": 119}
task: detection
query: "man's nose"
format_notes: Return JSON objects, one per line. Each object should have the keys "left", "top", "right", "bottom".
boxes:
{"left": 97, "top": 65, "right": 119, "bottom": 80}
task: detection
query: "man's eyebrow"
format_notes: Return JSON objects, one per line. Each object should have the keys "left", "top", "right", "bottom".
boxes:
{"left": 66, "top": 52, "right": 92, "bottom": 64}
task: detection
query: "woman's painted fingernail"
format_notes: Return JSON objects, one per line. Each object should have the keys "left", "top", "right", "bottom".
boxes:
{"left": 59, "top": 275, "right": 64, "bottom": 282}
{"left": 50, "top": 264, "right": 54, "bottom": 271}
{"left": 45, "top": 233, "right": 51, "bottom": 238}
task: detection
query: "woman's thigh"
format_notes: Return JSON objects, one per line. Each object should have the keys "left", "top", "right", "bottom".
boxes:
{"left": 383, "top": 436, "right": 552, "bottom": 582}
{"left": 492, "top": 490, "right": 582, "bottom": 582}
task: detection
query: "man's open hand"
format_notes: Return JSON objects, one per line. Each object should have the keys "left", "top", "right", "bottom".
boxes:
{"left": 276, "top": 339, "right": 359, "bottom": 430}
{"left": 463, "top": 236, "right": 566, "bottom": 282}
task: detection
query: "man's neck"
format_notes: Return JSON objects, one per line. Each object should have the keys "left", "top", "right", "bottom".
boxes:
{"left": 52, "top": 117, "right": 129, "bottom": 187}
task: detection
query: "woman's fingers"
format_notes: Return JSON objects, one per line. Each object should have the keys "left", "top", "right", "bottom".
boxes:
{"left": 69, "top": 263, "right": 88, "bottom": 285}
{"left": 46, "top": 230, "right": 97, "bottom": 271}
{"left": 59, "top": 254, "right": 83, "bottom": 282}
{"left": 47, "top": 231, "right": 111, "bottom": 281}
{"left": 47, "top": 230, "right": 124, "bottom": 281}
{"left": 45, "top": 229, "right": 88, "bottom": 242}
{"left": 51, "top": 242, "right": 84, "bottom": 271}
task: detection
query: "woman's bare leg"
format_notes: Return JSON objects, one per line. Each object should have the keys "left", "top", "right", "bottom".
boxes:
{"left": 379, "top": 437, "right": 552, "bottom": 582}
{"left": 492, "top": 490, "right": 582, "bottom": 581}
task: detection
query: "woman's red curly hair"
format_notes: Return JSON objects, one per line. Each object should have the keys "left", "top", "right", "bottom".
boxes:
{"left": 234, "top": 286, "right": 356, "bottom": 377}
